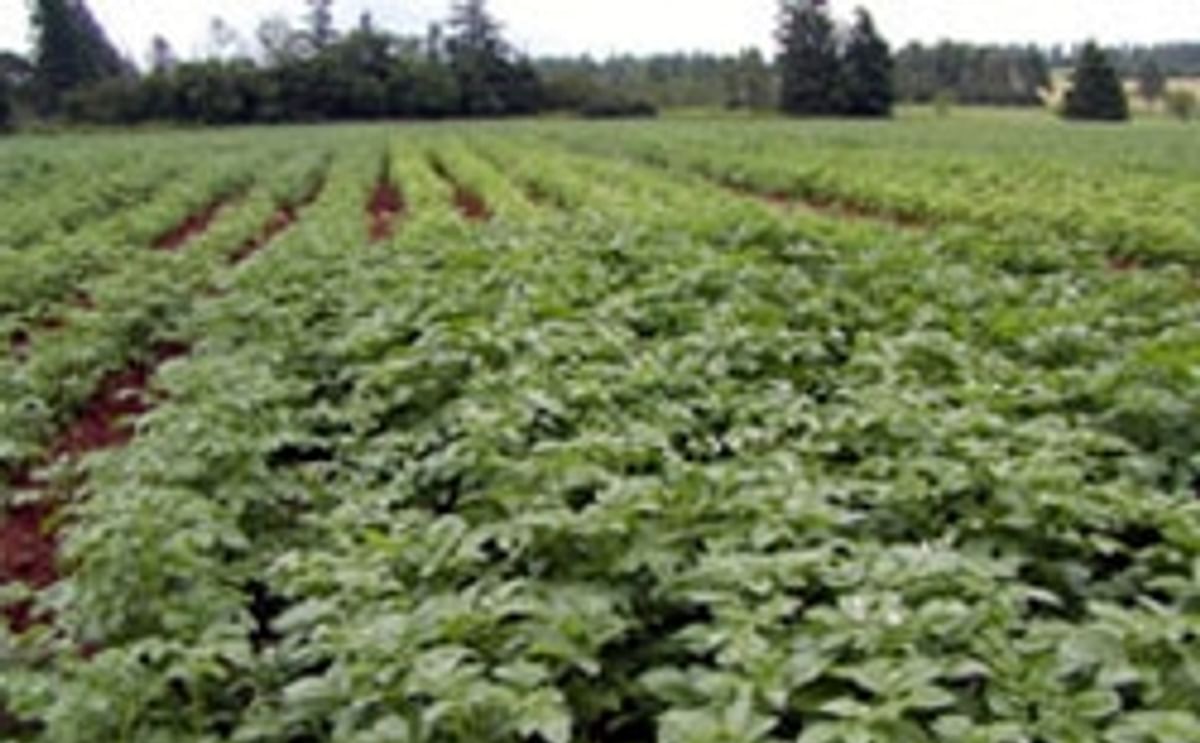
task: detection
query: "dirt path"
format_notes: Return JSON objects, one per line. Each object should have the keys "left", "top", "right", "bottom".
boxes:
{"left": 367, "top": 179, "right": 404, "bottom": 243}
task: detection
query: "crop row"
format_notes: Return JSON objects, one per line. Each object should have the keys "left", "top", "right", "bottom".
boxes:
{"left": 537, "top": 120, "right": 1200, "bottom": 266}
{"left": 1, "top": 124, "right": 1196, "bottom": 742}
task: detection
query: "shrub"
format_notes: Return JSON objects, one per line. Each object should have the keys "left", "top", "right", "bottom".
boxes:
{"left": 1165, "top": 88, "right": 1198, "bottom": 121}
{"left": 578, "top": 96, "right": 658, "bottom": 119}
{"left": 933, "top": 90, "right": 954, "bottom": 117}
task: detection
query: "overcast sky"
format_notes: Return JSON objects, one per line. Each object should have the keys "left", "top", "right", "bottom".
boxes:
{"left": 0, "top": 0, "right": 1196, "bottom": 63}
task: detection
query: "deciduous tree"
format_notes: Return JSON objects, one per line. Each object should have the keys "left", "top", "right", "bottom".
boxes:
{"left": 305, "top": 0, "right": 337, "bottom": 50}
{"left": 148, "top": 35, "right": 177, "bottom": 73}
{"left": 1137, "top": 58, "right": 1167, "bottom": 104}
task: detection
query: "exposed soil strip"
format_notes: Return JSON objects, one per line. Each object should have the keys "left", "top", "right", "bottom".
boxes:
{"left": 11, "top": 193, "right": 231, "bottom": 358}
{"left": 8, "top": 294, "right": 91, "bottom": 361}
{"left": 230, "top": 206, "right": 298, "bottom": 264}
{"left": 1, "top": 179, "right": 322, "bottom": 731}
{"left": 468, "top": 146, "right": 564, "bottom": 212}
{"left": 51, "top": 343, "right": 190, "bottom": 459}
{"left": 152, "top": 196, "right": 231, "bottom": 252}
{"left": 584, "top": 148, "right": 929, "bottom": 231}
{"left": 428, "top": 157, "right": 492, "bottom": 223}
{"left": 230, "top": 185, "right": 324, "bottom": 264}
{"left": 0, "top": 502, "right": 57, "bottom": 634}
{"left": 723, "top": 179, "right": 928, "bottom": 231}
{"left": 366, "top": 179, "right": 404, "bottom": 243}
{"left": 1, "top": 342, "right": 189, "bottom": 634}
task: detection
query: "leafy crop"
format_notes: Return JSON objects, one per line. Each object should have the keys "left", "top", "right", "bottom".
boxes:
{"left": 2, "top": 118, "right": 1199, "bottom": 742}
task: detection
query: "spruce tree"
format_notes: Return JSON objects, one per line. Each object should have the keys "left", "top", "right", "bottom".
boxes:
{"left": 446, "top": 0, "right": 509, "bottom": 115}
{"left": 1063, "top": 42, "right": 1129, "bottom": 121}
{"left": 29, "top": 0, "right": 125, "bottom": 110}
{"left": 71, "top": 1, "right": 125, "bottom": 77}
{"left": 838, "top": 7, "right": 894, "bottom": 116}
{"left": 776, "top": 0, "right": 840, "bottom": 115}
{"left": 0, "top": 77, "right": 12, "bottom": 131}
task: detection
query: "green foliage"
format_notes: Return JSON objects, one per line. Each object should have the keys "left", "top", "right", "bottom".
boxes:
{"left": 838, "top": 8, "right": 894, "bottom": 117}
{"left": 538, "top": 52, "right": 772, "bottom": 110}
{"left": 578, "top": 95, "right": 657, "bottom": 119}
{"left": 446, "top": 0, "right": 541, "bottom": 116}
{"left": 777, "top": 2, "right": 894, "bottom": 118}
{"left": 724, "top": 49, "right": 774, "bottom": 110}
{"left": 3, "top": 117, "right": 1200, "bottom": 740}
{"left": 0, "top": 78, "right": 12, "bottom": 132}
{"left": 896, "top": 42, "right": 1050, "bottom": 107}
{"left": 1063, "top": 42, "right": 1130, "bottom": 122}
{"left": 58, "top": 1, "right": 539, "bottom": 125}
{"left": 1164, "top": 89, "right": 1197, "bottom": 122}
{"left": 776, "top": 0, "right": 840, "bottom": 115}
{"left": 933, "top": 90, "right": 954, "bottom": 117}
{"left": 1137, "top": 58, "right": 1167, "bottom": 104}
{"left": 28, "top": 0, "right": 128, "bottom": 111}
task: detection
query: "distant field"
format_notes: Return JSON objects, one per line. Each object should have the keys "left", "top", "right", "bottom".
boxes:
{"left": 1046, "top": 71, "right": 1200, "bottom": 112}
{"left": 3, "top": 113, "right": 1200, "bottom": 741}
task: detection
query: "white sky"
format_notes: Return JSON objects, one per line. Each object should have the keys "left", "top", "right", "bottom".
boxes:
{"left": 0, "top": 0, "right": 1196, "bottom": 63}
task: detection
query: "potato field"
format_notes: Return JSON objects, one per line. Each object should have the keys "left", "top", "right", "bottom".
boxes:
{"left": 1, "top": 113, "right": 1199, "bottom": 742}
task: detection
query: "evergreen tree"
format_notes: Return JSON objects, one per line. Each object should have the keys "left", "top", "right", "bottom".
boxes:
{"left": 0, "top": 77, "right": 12, "bottom": 131}
{"left": 29, "top": 0, "right": 125, "bottom": 110}
{"left": 776, "top": 0, "right": 840, "bottom": 115}
{"left": 305, "top": 0, "right": 337, "bottom": 50}
{"left": 71, "top": 1, "right": 126, "bottom": 76}
{"left": 446, "top": 0, "right": 511, "bottom": 115}
{"left": 1137, "top": 58, "right": 1167, "bottom": 104}
{"left": 838, "top": 7, "right": 893, "bottom": 116}
{"left": 1063, "top": 41, "right": 1129, "bottom": 121}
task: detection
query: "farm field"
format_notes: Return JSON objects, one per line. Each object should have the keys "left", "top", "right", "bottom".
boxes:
{"left": 1, "top": 113, "right": 1199, "bottom": 742}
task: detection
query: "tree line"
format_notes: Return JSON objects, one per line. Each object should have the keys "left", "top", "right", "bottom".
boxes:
{"left": 3, "top": 0, "right": 550, "bottom": 126}
{"left": 1, "top": 0, "right": 1195, "bottom": 131}
{"left": 535, "top": 37, "right": 1200, "bottom": 119}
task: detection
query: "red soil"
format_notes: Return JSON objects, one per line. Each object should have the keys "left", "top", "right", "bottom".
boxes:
{"left": 230, "top": 185, "right": 322, "bottom": 264}
{"left": 153, "top": 198, "right": 228, "bottom": 252}
{"left": 727, "top": 181, "right": 926, "bottom": 230}
{"left": 428, "top": 158, "right": 492, "bottom": 223}
{"left": 1, "top": 341, "right": 189, "bottom": 634}
{"left": 8, "top": 329, "right": 30, "bottom": 358}
{"left": 230, "top": 206, "right": 298, "bottom": 264}
{"left": 367, "top": 180, "right": 405, "bottom": 242}
{"left": 0, "top": 503, "right": 58, "bottom": 634}
{"left": 453, "top": 187, "right": 492, "bottom": 222}
{"left": 50, "top": 342, "right": 189, "bottom": 460}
